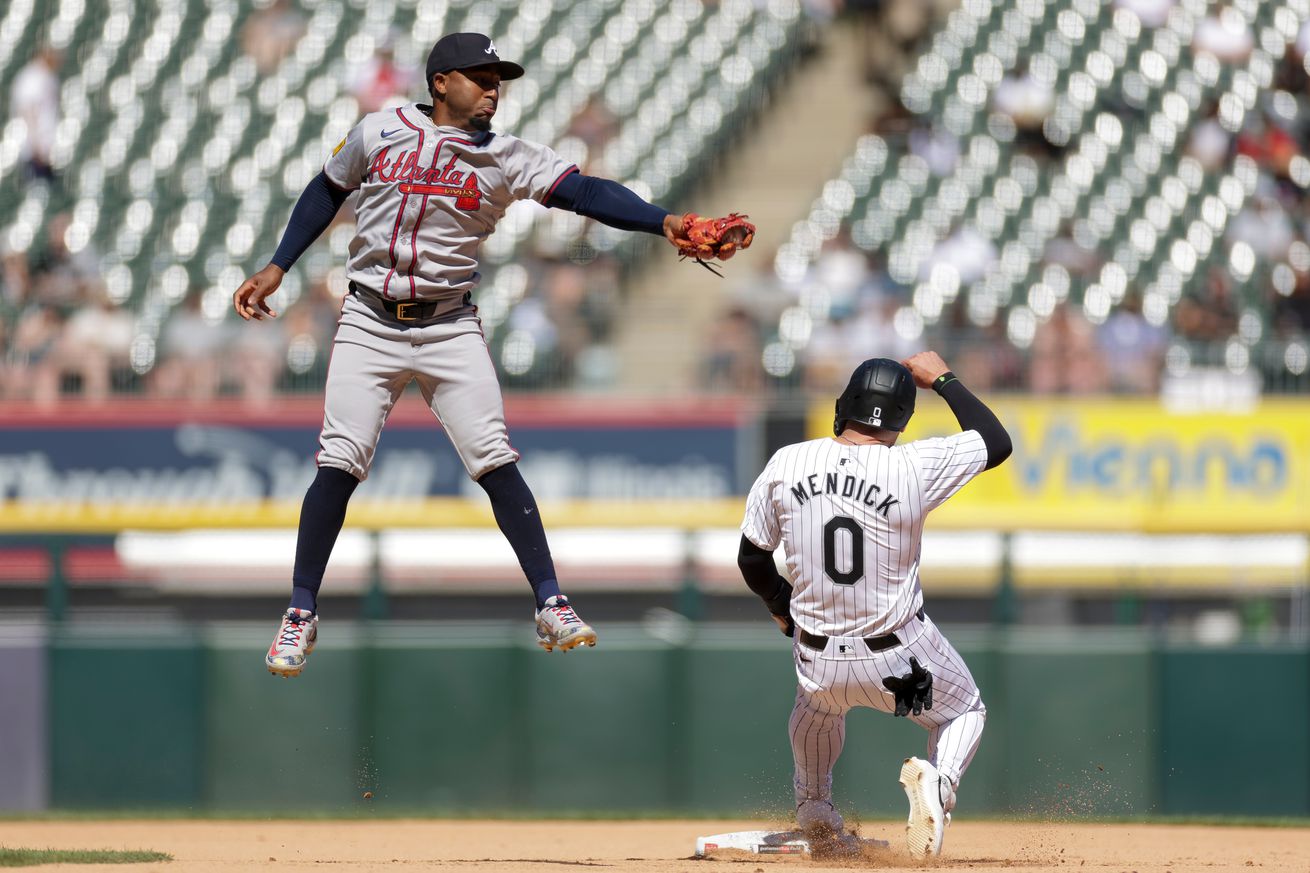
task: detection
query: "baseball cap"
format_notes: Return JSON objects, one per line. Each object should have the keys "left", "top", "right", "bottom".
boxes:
{"left": 426, "top": 33, "right": 524, "bottom": 84}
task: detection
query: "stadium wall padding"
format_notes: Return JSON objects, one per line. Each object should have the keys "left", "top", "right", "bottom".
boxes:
{"left": 26, "top": 624, "right": 1310, "bottom": 817}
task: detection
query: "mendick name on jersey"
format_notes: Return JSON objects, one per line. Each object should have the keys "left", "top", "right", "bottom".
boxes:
{"left": 788, "top": 471, "right": 900, "bottom": 517}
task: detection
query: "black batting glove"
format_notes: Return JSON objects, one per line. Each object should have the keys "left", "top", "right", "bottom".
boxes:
{"left": 882, "top": 655, "right": 934, "bottom": 717}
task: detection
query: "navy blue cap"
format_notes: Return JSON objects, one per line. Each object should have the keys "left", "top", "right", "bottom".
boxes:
{"left": 426, "top": 33, "right": 524, "bottom": 84}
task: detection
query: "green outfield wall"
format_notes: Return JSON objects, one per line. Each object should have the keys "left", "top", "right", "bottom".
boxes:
{"left": 22, "top": 623, "right": 1310, "bottom": 817}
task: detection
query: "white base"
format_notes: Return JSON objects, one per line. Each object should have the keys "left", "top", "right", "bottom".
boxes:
{"left": 694, "top": 830, "right": 810, "bottom": 856}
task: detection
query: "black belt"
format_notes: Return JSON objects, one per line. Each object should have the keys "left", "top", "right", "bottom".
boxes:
{"left": 349, "top": 282, "right": 468, "bottom": 322}
{"left": 799, "top": 608, "right": 925, "bottom": 653}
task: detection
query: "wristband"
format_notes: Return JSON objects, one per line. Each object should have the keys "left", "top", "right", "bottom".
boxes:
{"left": 932, "top": 371, "right": 959, "bottom": 394}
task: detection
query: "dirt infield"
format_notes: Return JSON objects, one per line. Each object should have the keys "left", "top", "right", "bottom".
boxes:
{"left": 0, "top": 819, "right": 1305, "bottom": 872}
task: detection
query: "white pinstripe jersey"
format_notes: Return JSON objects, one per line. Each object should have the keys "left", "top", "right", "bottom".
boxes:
{"left": 742, "top": 432, "right": 988, "bottom": 638}
{"left": 324, "top": 102, "right": 576, "bottom": 302}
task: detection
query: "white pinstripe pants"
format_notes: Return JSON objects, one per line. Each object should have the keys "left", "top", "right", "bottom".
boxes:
{"left": 788, "top": 612, "right": 985, "bottom": 807}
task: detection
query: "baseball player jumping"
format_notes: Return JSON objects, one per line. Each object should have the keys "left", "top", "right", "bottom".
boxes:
{"left": 738, "top": 352, "right": 1011, "bottom": 857}
{"left": 233, "top": 32, "right": 751, "bottom": 676}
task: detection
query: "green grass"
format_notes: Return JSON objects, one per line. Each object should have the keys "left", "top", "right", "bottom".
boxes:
{"left": 0, "top": 847, "right": 171, "bottom": 866}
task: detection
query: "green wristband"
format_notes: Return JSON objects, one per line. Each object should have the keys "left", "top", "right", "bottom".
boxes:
{"left": 932, "top": 371, "right": 958, "bottom": 394}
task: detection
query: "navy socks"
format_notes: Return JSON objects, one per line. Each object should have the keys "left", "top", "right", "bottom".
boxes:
{"left": 477, "top": 463, "right": 561, "bottom": 608}
{"left": 289, "top": 466, "right": 360, "bottom": 613}
{"left": 289, "top": 463, "right": 559, "bottom": 612}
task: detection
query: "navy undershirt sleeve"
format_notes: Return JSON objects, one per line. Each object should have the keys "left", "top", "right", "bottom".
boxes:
{"left": 545, "top": 172, "right": 670, "bottom": 236}
{"left": 271, "top": 171, "right": 353, "bottom": 271}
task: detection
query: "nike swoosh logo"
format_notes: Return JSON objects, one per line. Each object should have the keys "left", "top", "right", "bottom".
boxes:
{"left": 523, "top": 507, "right": 535, "bottom": 515}
{"left": 381, "top": 128, "right": 399, "bottom": 138}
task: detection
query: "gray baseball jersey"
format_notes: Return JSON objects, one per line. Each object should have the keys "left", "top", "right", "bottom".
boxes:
{"left": 742, "top": 431, "right": 989, "bottom": 804}
{"left": 313, "top": 102, "right": 574, "bottom": 481}
{"left": 324, "top": 102, "right": 576, "bottom": 303}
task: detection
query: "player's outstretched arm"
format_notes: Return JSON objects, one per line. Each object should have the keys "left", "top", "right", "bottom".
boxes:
{"left": 545, "top": 172, "right": 672, "bottom": 235}
{"left": 903, "top": 351, "right": 1012, "bottom": 470}
{"left": 234, "top": 171, "right": 352, "bottom": 321}
{"left": 545, "top": 173, "right": 754, "bottom": 268}
{"left": 737, "top": 535, "right": 794, "bottom": 636}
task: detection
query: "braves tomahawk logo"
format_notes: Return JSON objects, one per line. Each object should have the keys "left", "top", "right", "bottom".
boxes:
{"left": 369, "top": 149, "right": 484, "bottom": 211}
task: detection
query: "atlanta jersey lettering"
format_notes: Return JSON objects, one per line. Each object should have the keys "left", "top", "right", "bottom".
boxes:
{"left": 324, "top": 102, "right": 576, "bottom": 301}
{"left": 742, "top": 431, "right": 988, "bottom": 638}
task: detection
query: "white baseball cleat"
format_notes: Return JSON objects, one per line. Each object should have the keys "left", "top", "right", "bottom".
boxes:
{"left": 265, "top": 608, "right": 318, "bottom": 677}
{"left": 535, "top": 595, "right": 597, "bottom": 652}
{"left": 795, "top": 798, "right": 845, "bottom": 839}
{"left": 899, "top": 756, "right": 954, "bottom": 857}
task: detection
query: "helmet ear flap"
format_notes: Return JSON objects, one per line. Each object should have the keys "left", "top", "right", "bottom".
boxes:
{"left": 833, "top": 400, "right": 843, "bottom": 436}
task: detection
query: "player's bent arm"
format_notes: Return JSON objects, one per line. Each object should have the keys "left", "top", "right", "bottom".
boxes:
{"left": 933, "top": 373, "right": 1012, "bottom": 470}
{"left": 544, "top": 172, "right": 671, "bottom": 235}
{"left": 269, "top": 171, "right": 354, "bottom": 271}
{"left": 737, "top": 535, "right": 793, "bottom": 618}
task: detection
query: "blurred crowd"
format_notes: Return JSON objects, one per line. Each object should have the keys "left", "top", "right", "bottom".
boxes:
{"left": 0, "top": 3, "right": 627, "bottom": 405}
{"left": 5, "top": 0, "right": 1310, "bottom": 403}
{"left": 701, "top": 0, "right": 1310, "bottom": 396}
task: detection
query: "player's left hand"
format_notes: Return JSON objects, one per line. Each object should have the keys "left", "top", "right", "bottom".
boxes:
{"left": 662, "top": 213, "right": 686, "bottom": 248}
{"left": 882, "top": 655, "right": 933, "bottom": 717}
{"left": 666, "top": 212, "right": 756, "bottom": 275}
{"left": 771, "top": 613, "right": 795, "bottom": 637}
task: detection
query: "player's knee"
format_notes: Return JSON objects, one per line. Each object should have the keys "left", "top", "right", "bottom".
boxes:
{"left": 315, "top": 442, "right": 372, "bottom": 481}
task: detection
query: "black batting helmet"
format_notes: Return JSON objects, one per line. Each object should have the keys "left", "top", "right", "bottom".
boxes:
{"left": 833, "top": 358, "right": 916, "bottom": 435}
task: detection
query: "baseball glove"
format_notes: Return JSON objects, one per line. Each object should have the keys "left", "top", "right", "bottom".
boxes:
{"left": 672, "top": 212, "right": 756, "bottom": 276}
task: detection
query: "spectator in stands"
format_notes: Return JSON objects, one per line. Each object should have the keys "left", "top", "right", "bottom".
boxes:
{"left": 810, "top": 232, "right": 874, "bottom": 317}
{"left": 567, "top": 97, "right": 620, "bottom": 152}
{"left": 1, "top": 248, "right": 31, "bottom": 307}
{"left": 229, "top": 298, "right": 288, "bottom": 407}
{"left": 803, "top": 294, "right": 917, "bottom": 394}
{"left": 1174, "top": 267, "right": 1238, "bottom": 343}
{"left": 992, "top": 64, "right": 1055, "bottom": 137}
{"left": 151, "top": 290, "right": 230, "bottom": 402}
{"left": 28, "top": 212, "right": 102, "bottom": 310}
{"left": 277, "top": 280, "right": 342, "bottom": 391}
{"left": 1185, "top": 107, "right": 1232, "bottom": 173}
{"left": 1236, "top": 112, "right": 1299, "bottom": 183}
{"left": 703, "top": 306, "right": 765, "bottom": 393}
{"left": 8, "top": 45, "right": 61, "bottom": 182}
{"left": 909, "top": 124, "right": 961, "bottom": 177}
{"left": 349, "top": 34, "right": 416, "bottom": 115}
{"left": 1273, "top": 261, "right": 1310, "bottom": 336}
{"left": 2, "top": 304, "right": 64, "bottom": 405}
{"left": 1227, "top": 186, "right": 1296, "bottom": 264}
{"left": 1113, "top": 0, "right": 1174, "bottom": 29}
{"left": 944, "top": 318, "right": 1025, "bottom": 392}
{"left": 1192, "top": 5, "right": 1253, "bottom": 64}
{"left": 924, "top": 223, "right": 997, "bottom": 287}
{"left": 240, "top": 0, "right": 307, "bottom": 75}
{"left": 1029, "top": 302, "right": 1109, "bottom": 394}
{"left": 55, "top": 290, "right": 135, "bottom": 402}
{"left": 1098, "top": 293, "right": 1168, "bottom": 394}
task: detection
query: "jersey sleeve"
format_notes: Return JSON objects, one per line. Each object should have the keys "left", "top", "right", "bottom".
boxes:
{"left": 741, "top": 453, "right": 783, "bottom": 551}
{"left": 501, "top": 137, "right": 578, "bottom": 203}
{"left": 914, "top": 430, "right": 989, "bottom": 512}
{"left": 322, "top": 123, "right": 367, "bottom": 191}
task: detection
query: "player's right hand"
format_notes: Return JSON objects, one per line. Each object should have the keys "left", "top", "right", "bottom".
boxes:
{"left": 233, "top": 264, "right": 285, "bottom": 321}
{"left": 902, "top": 351, "right": 950, "bottom": 389}
{"left": 771, "top": 613, "right": 795, "bottom": 637}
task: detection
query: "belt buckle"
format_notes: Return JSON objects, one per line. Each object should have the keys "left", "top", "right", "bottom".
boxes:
{"left": 394, "top": 301, "right": 417, "bottom": 321}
